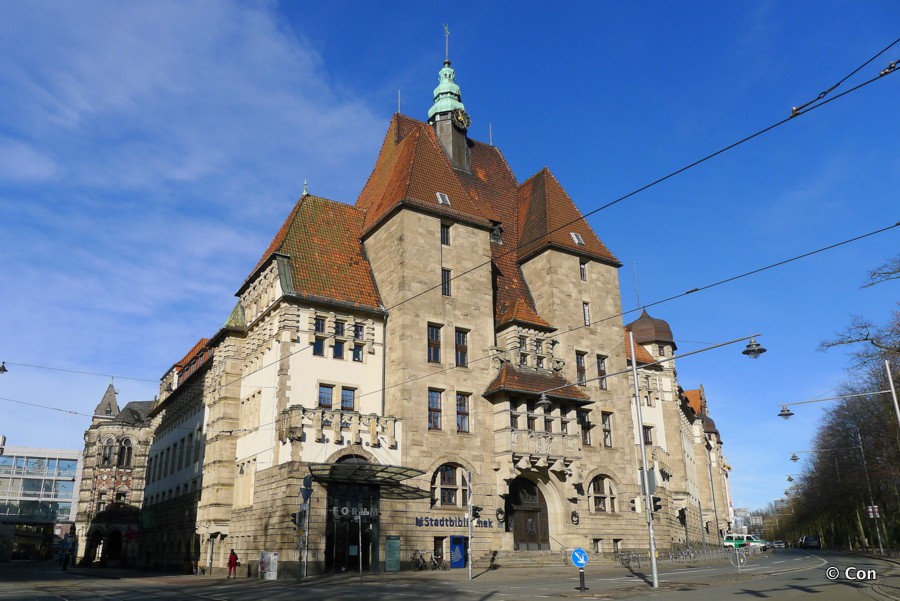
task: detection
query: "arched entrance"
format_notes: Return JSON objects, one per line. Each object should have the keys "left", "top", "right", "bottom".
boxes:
{"left": 323, "top": 456, "right": 380, "bottom": 573}
{"left": 507, "top": 477, "right": 550, "bottom": 550}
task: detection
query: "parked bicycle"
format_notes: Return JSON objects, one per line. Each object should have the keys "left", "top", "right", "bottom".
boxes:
{"left": 430, "top": 552, "right": 450, "bottom": 571}
{"left": 410, "top": 549, "right": 428, "bottom": 571}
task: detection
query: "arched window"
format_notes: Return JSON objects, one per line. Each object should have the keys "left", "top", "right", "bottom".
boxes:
{"left": 431, "top": 464, "right": 468, "bottom": 508}
{"left": 101, "top": 438, "right": 115, "bottom": 467}
{"left": 117, "top": 439, "right": 133, "bottom": 467}
{"left": 589, "top": 475, "right": 617, "bottom": 513}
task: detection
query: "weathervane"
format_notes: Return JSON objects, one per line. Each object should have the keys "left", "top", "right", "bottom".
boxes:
{"left": 443, "top": 24, "right": 450, "bottom": 62}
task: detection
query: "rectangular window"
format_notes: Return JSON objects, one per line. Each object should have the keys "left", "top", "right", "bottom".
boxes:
{"left": 318, "top": 385, "right": 333, "bottom": 409}
{"left": 455, "top": 329, "right": 468, "bottom": 367}
{"left": 456, "top": 393, "right": 470, "bottom": 433}
{"left": 428, "top": 389, "right": 442, "bottom": 430}
{"left": 313, "top": 338, "right": 325, "bottom": 356}
{"left": 535, "top": 339, "right": 543, "bottom": 354}
{"left": 441, "top": 223, "right": 451, "bottom": 246}
{"left": 582, "top": 302, "right": 591, "bottom": 326}
{"left": 334, "top": 322, "right": 345, "bottom": 337}
{"left": 576, "top": 352, "right": 587, "bottom": 385}
{"left": 642, "top": 426, "right": 653, "bottom": 446}
{"left": 580, "top": 260, "right": 587, "bottom": 281}
{"left": 352, "top": 345, "right": 364, "bottom": 362}
{"left": 601, "top": 412, "right": 613, "bottom": 447}
{"left": 544, "top": 417, "right": 553, "bottom": 433}
{"left": 570, "top": 232, "right": 585, "bottom": 245}
{"left": 536, "top": 356, "right": 544, "bottom": 369}
{"left": 427, "top": 325, "right": 442, "bottom": 363}
{"left": 597, "top": 355, "right": 608, "bottom": 390}
{"left": 442, "top": 268, "right": 452, "bottom": 296}
{"left": 510, "top": 411, "right": 518, "bottom": 430}
{"left": 658, "top": 344, "right": 665, "bottom": 356}
{"left": 354, "top": 323, "right": 365, "bottom": 340}
{"left": 579, "top": 411, "right": 592, "bottom": 445}
{"left": 314, "top": 317, "right": 326, "bottom": 333}
{"left": 436, "top": 191, "right": 451, "bottom": 206}
{"left": 526, "top": 401, "right": 536, "bottom": 431}
{"left": 341, "top": 388, "right": 355, "bottom": 412}
{"left": 333, "top": 340, "right": 344, "bottom": 359}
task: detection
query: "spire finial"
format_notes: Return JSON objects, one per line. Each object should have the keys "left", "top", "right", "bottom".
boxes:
{"left": 443, "top": 24, "right": 450, "bottom": 63}
{"left": 302, "top": 180, "right": 309, "bottom": 196}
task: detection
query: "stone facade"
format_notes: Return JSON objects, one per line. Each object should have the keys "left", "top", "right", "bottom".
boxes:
{"left": 138, "top": 56, "right": 738, "bottom": 576}
{"left": 74, "top": 384, "right": 154, "bottom": 566}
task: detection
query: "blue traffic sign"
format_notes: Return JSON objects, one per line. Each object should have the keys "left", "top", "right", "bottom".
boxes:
{"left": 571, "top": 547, "right": 589, "bottom": 568}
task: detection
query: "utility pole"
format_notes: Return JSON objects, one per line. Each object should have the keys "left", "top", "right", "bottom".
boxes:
{"left": 467, "top": 470, "right": 473, "bottom": 581}
{"left": 629, "top": 331, "right": 658, "bottom": 588}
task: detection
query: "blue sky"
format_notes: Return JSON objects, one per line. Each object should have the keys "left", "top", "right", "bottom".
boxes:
{"left": 1, "top": 1, "right": 897, "bottom": 511}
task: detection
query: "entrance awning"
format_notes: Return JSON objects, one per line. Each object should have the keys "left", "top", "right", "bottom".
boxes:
{"left": 306, "top": 463, "right": 431, "bottom": 500}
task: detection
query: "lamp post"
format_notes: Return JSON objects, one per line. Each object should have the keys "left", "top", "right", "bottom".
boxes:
{"left": 777, "top": 360, "right": 899, "bottom": 431}
{"left": 535, "top": 332, "right": 764, "bottom": 589}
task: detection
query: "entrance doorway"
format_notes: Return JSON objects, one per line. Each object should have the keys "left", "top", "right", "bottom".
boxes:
{"left": 507, "top": 477, "right": 550, "bottom": 550}
{"left": 324, "top": 482, "right": 380, "bottom": 572}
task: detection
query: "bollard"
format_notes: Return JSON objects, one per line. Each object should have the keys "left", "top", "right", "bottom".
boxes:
{"left": 579, "top": 567, "right": 585, "bottom": 592}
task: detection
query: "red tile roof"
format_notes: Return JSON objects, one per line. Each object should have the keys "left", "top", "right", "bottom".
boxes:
{"left": 244, "top": 194, "right": 383, "bottom": 313}
{"left": 357, "top": 114, "right": 495, "bottom": 236}
{"left": 518, "top": 168, "right": 620, "bottom": 266}
{"left": 683, "top": 389, "right": 703, "bottom": 416}
{"left": 484, "top": 363, "right": 591, "bottom": 402}
{"left": 624, "top": 328, "right": 657, "bottom": 365}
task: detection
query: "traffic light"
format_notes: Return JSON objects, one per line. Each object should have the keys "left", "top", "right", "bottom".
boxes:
{"left": 290, "top": 512, "right": 298, "bottom": 525}
{"left": 471, "top": 505, "right": 483, "bottom": 519}
{"left": 652, "top": 496, "right": 663, "bottom": 512}
{"left": 630, "top": 498, "right": 638, "bottom": 512}
{"left": 677, "top": 508, "right": 687, "bottom": 525}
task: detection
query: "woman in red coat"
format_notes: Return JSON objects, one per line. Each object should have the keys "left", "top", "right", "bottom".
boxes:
{"left": 227, "top": 549, "right": 239, "bottom": 579}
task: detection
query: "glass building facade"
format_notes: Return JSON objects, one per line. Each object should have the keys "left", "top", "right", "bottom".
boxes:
{"left": 0, "top": 446, "right": 82, "bottom": 523}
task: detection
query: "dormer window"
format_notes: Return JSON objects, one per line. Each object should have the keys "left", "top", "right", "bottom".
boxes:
{"left": 436, "top": 192, "right": 451, "bottom": 206}
{"left": 570, "top": 232, "right": 585, "bottom": 245}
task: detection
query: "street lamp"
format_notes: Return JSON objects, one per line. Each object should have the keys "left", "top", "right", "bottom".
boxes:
{"left": 741, "top": 338, "right": 767, "bottom": 359}
{"left": 777, "top": 360, "right": 899, "bottom": 431}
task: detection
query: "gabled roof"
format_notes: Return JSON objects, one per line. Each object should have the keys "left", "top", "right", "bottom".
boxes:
{"left": 517, "top": 168, "right": 620, "bottom": 267}
{"left": 356, "top": 114, "right": 495, "bottom": 237}
{"left": 110, "top": 401, "right": 154, "bottom": 426}
{"left": 244, "top": 194, "right": 384, "bottom": 314}
{"left": 683, "top": 388, "right": 703, "bottom": 416}
{"left": 484, "top": 363, "right": 591, "bottom": 403}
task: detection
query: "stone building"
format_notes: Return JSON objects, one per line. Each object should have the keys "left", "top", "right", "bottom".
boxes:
{"left": 145, "top": 55, "right": 736, "bottom": 575}
{"left": 74, "top": 384, "right": 154, "bottom": 566}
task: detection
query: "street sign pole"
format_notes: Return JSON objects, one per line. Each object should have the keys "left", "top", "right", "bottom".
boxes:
{"left": 571, "top": 548, "right": 589, "bottom": 592}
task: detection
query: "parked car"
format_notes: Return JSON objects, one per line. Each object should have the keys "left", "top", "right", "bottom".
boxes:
{"left": 772, "top": 540, "right": 785, "bottom": 549}
{"left": 800, "top": 535, "right": 821, "bottom": 549}
{"left": 723, "top": 534, "right": 769, "bottom": 550}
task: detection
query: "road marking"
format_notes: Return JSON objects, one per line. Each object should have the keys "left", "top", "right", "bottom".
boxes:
{"left": 772, "top": 560, "right": 786, "bottom": 564}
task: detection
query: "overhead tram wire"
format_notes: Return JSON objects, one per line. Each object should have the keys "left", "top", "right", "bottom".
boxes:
{"left": 6, "top": 45, "right": 899, "bottom": 423}
{"left": 5, "top": 221, "right": 897, "bottom": 426}
{"left": 382, "top": 44, "right": 900, "bottom": 314}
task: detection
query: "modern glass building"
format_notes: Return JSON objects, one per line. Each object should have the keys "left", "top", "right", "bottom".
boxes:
{"left": 0, "top": 445, "right": 83, "bottom": 560}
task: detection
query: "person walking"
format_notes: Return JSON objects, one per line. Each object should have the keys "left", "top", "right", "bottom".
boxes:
{"left": 227, "top": 549, "right": 239, "bottom": 579}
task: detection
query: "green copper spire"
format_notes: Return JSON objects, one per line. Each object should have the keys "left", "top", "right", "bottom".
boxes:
{"left": 427, "top": 59, "right": 465, "bottom": 121}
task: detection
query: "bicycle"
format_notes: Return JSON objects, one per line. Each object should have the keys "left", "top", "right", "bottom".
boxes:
{"left": 430, "top": 552, "right": 449, "bottom": 571}
{"left": 410, "top": 549, "right": 428, "bottom": 571}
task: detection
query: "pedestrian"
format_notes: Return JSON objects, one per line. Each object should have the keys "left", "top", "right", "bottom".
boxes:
{"left": 227, "top": 549, "right": 239, "bottom": 579}
{"left": 61, "top": 551, "right": 70, "bottom": 571}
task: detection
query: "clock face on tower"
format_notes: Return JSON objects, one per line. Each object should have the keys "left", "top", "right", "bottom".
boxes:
{"left": 451, "top": 108, "right": 471, "bottom": 130}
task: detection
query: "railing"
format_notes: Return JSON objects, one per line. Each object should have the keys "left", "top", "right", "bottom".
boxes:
{"left": 495, "top": 429, "right": 582, "bottom": 459}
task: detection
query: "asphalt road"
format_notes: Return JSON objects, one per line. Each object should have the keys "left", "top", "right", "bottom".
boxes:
{"left": 1, "top": 549, "right": 897, "bottom": 600}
